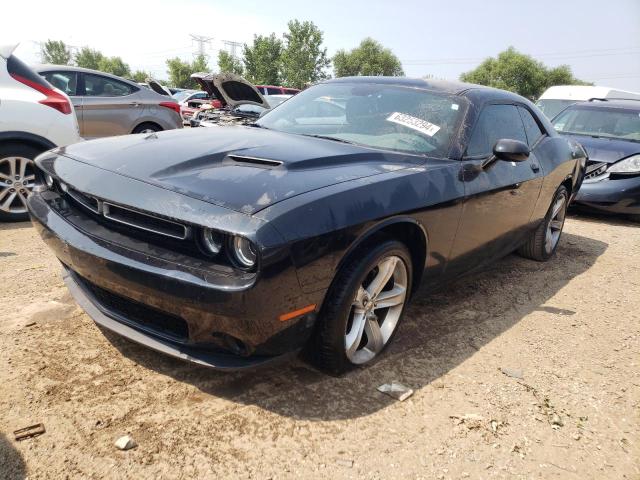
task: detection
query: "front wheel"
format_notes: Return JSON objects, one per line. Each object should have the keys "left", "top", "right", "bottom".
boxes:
{"left": 0, "top": 143, "right": 41, "bottom": 222}
{"left": 518, "top": 185, "right": 569, "bottom": 261}
{"left": 309, "top": 239, "right": 413, "bottom": 375}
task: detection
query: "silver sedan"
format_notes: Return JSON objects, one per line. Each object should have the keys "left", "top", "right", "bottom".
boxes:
{"left": 35, "top": 65, "right": 182, "bottom": 139}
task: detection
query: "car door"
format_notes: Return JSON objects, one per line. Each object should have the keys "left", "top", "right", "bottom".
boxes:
{"left": 39, "top": 70, "right": 82, "bottom": 128}
{"left": 447, "top": 103, "right": 544, "bottom": 274}
{"left": 79, "top": 73, "right": 143, "bottom": 138}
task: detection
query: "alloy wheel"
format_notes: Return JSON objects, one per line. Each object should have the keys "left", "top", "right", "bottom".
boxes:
{"left": 344, "top": 255, "right": 408, "bottom": 364}
{"left": 545, "top": 192, "right": 567, "bottom": 254}
{"left": 0, "top": 157, "right": 35, "bottom": 215}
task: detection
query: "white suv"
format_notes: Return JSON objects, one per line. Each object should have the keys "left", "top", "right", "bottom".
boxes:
{"left": 0, "top": 44, "right": 81, "bottom": 221}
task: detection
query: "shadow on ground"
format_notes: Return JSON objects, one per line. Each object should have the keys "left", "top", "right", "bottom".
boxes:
{"left": 569, "top": 208, "right": 639, "bottom": 227}
{"left": 103, "top": 232, "right": 607, "bottom": 420}
{"left": 0, "top": 433, "right": 26, "bottom": 480}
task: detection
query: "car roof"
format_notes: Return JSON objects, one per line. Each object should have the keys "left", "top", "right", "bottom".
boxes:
{"left": 32, "top": 64, "right": 139, "bottom": 85}
{"left": 566, "top": 99, "right": 640, "bottom": 111}
{"left": 323, "top": 76, "right": 528, "bottom": 103}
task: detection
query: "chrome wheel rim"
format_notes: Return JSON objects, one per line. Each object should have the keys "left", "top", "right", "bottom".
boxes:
{"left": 545, "top": 193, "right": 567, "bottom": 254}
{"left": 139, "top": 128, "right": 156, "bottom": 134}
{"left": 345, "top": 255, "right": 408, "bottom": 364}
{"left": 0, "top": 156, "right": 35, "bottom": 215}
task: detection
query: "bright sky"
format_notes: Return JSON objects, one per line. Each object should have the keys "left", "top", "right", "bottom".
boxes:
{"left": 3, "top": 0, "right": 640, "bottom": 91}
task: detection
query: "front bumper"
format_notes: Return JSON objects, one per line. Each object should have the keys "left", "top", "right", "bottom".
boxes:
{"left": 27, "top": 190, "right": 319, "bottom": 369}
{"left": 573, "top": 174, "right": 640, "bottom": 215}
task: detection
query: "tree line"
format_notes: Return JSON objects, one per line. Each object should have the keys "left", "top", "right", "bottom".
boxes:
{"left": 41, "top": 22, "right": 589, "bottom": 99}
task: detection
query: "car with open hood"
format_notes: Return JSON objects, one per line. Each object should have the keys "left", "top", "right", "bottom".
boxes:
{"left": 551, "top": 99, "right": 640, "bottom": 221}
{"left": 27, "top": 77, "right": 585, "bottom": 374}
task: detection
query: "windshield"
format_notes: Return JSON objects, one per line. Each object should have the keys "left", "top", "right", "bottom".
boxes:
{"left": 552, "top": 105, "right": 640, "bottom": 141}
{"left": 536, "top": 99, "right": 580, "bottom": 119}
{"left": 256, "top": 83, "right": 465, "bottom": 156}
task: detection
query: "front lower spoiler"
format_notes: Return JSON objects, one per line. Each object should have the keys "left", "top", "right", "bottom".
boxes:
{"left": 63, "top": 268, "right": 292, "bottom": 371}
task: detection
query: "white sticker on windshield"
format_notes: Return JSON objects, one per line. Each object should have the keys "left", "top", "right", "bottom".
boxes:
{"left": 386, "top": 112, "right": 441, "bottom": 137}
{"left": 451, "top": 103, "right": 459, "bottom": 110}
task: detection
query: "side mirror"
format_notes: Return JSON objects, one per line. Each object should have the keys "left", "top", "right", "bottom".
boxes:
{"left": 493, "top": 139, "right": 530, "bottom": 162}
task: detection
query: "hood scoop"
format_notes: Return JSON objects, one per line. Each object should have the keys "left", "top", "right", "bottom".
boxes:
{"left": 226, "top": 154, "right": 283, "bottom": 168}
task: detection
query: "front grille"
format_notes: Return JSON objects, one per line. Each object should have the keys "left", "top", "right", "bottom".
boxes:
{"left": 63, "top": 189, "right": 190, "bottom": 241}
{"left": 77, "top": 273, "right": 189, "bottom": 341}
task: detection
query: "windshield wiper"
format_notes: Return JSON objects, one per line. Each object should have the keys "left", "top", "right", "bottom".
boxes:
{"left": 302, "top": 134, "right": 355, "bottom": 145}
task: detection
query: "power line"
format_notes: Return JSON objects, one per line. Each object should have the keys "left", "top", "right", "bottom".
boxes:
{"left": 222, "top": 40, "right": 243, "bottom": 58}
{"left": 189, "top": 34, "right": 213, "bottom": 60}
{"left": 402, "top": 46, "right": 640, "bottom": 65}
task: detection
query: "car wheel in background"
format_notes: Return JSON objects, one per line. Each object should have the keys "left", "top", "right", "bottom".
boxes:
{"left": 133, "top": 122, "right": 162, "bottom": 134}
{"left": 0, "top": 143, "right": 40, "bottom": 222}
{"left": 518, "top": 185, "right": 569, "bottom": 261}
{"left": 309, "top": 238, "right": 412, "bottom": 375}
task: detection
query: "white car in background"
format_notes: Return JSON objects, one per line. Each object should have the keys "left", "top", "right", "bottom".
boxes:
{"left": 0, "top": 44, "right": 81, "bottom": 222}
{"left": 536, "top": 85, "right": 640, "bottom": 119}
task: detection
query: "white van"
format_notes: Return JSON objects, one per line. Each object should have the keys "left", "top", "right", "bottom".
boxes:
{"left": 536, "top": 85, "right": 640, "bottom": 119}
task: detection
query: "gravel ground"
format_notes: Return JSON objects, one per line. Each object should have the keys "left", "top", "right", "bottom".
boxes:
{"left": 1, "top": 214, "right": 639, "bottom": 480}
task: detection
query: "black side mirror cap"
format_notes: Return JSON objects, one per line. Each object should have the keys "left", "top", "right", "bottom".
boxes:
{"left": 493, "top": 139, "right": 530, "bottom": 162}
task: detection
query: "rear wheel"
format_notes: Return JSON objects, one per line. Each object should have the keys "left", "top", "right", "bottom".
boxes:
{"left": 309, "top": 239, "right": 412, "bottom": 375}
{"left": 0, "top": 143, "right": 40, "bottom": 222}
{"left": 629, "top": 214, "right": 640, "bottom": 223}
{"left": 133, "top": 122, "right": 162, "bottom": 134}
{"left": 518, "top": 185, "right": 569, "bottom": 261}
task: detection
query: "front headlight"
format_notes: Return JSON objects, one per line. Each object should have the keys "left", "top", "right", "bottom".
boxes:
{"left": 201, "top": 228, "right": 224, "bottom": 255}
{"left": 229, "top": 236, "right": 258, "bottom": 269}
{"left": 608, "top": 155, "right": 640, "bottom": 174}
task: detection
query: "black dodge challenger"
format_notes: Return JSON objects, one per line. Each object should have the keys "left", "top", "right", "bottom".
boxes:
{"left": 28, "top": 77, "right": 586, "bottom": 374}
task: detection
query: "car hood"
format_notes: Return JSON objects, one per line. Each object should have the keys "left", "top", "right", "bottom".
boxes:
{"left": 561, "top": 133, "right": 640, "bottom": 163}
{"left": 146, "top": 78, "right": 171, "bottom": 96}
{"left": 55, "top": 126, "right": 423, "bottom": 215}
{"left": 191, "top": 72, "right": 268, "bottom": 109}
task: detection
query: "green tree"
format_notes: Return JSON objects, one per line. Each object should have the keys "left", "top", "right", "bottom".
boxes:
{"left": 281, "top": 20, "right": 330, "bottom": 88}
{"left": 131, "top": 70, "right": 150, "bottom": 83}
{"left": 166, "top": 55, "right": 209, "bottom": 88}
{"left": 97, "top": 56, "right": 131, "bottom": 78}
{"left": 218, "top": 50, "right": 244, "bottom": 75}
{"left": 74, "top": 47, "right": 104, "bottom": 70}
{"left": 333, "top": 38, "right": 404, "bottom": 77}
{"left": 243, "top": 34, "right": 283, "bottom": 85}
{"left": 460, "top": 47, "right": 591, "bottom": 99}
{"left": 40, "top": 40, "right": 72, "bottom": 65}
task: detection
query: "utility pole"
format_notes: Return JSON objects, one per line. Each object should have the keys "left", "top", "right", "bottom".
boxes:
{"left": 189, "top": 34, "right": 213, "bottom": 60}
{"left": 222, "top": 40, "right": 243, "bottom": 58}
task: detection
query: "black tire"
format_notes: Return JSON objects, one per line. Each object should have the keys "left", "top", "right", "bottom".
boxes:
{"left": 132, "top": 122, "right": 162, "bottom": 134}
{"left": 628, "top": 214, "right": 640, "bottom": 223}
{"left": 309, "top": 238, "right": 413, "bottom": 375}
{"left": 518, "top": 185, "right": 569, "bottom": 261}
{"left": 0, "top": 142, "right": 43, "bottom": 222}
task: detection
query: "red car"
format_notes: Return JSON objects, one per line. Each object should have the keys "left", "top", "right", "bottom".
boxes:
{"left": 255, "top": 85, "right": 300, "bottom": 96}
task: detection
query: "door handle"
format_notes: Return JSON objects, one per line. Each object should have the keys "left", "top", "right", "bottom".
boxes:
{"left": 530, "top": 162, "right": 540, "bottom": 173}
{"left": 129, "top": 102, "right": 140, "bottom": 107}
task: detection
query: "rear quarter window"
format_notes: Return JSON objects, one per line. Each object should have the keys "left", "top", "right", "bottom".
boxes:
{"left": 518, "top": 106, "right": 545, "bottom": 146}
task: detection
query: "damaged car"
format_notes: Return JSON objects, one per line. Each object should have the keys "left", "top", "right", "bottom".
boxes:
{"left": 552, "top": 99, "right": 640, "bottom": 221}
{"left": 28, "top": 77, "right": 585, "bottom": 374}
{"left": 188, "top": 72, "right": 290, "bottom": 127}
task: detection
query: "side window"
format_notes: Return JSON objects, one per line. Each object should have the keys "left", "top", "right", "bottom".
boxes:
{"left": 518, "top": 106, "right": 545, "bottom": 146}
{"left": 41, "top": 71, "right": 78, "bottom": 96}
{"left": 466, "top": 104, "right": 528, "bottom": 157}
{"left": 83, "top": 74, "right": 134, "bottom": 97}
{"left": 267, "top": 87, "right": 281, "bottom": 95}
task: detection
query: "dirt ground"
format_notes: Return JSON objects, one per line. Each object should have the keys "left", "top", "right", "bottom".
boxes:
{"left": 1, "top": 213, "right": 638, "bottom": 480}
